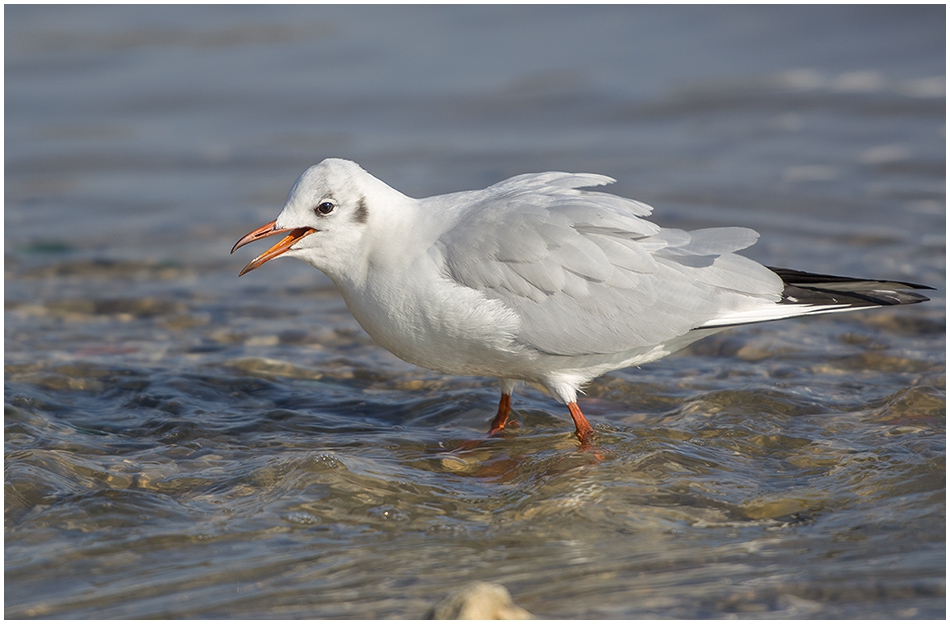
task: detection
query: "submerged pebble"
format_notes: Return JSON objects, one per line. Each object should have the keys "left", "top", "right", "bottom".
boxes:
{"left": 427, "top": 582, "right": 534, "bottom": 619}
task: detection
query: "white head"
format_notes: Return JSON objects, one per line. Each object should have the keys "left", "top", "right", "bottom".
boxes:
{"left": 231, "top": 159, "right": 405, "bottom": 281}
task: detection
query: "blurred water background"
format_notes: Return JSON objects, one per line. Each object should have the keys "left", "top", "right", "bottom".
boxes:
{"left": 4, "top": 5, "right": 945, "bottom": 618}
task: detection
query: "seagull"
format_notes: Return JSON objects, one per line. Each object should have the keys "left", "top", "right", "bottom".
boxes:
{"left": 232, "top": 158, "right": 931, "bottom": 446}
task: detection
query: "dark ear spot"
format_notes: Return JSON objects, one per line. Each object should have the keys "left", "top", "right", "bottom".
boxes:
{"left": 353, "top": 197, "right": 369, "bottom": 224}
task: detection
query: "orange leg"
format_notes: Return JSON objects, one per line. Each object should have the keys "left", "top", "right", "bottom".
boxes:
{"left": 487, "top": 393, "right": 512, "bottom": 436}
{"left": 568, "top": 402, "right": 595, "bottom": 447}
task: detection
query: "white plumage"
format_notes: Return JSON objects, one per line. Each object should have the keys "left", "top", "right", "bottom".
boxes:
{"left": 232, "top": 158, "right": 930, "bottom": 445}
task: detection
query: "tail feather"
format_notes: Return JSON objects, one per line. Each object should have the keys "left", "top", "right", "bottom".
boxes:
{"left": 698, "top": 267, "right": 932, "bottom": 329}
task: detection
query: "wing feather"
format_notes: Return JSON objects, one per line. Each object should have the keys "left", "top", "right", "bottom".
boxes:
{"left": 437, "top": 172, "right": 783, "bottom": 356}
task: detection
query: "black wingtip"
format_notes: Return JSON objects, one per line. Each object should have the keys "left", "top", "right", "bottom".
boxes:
{"left": 769, "top": 267, "right": 934, "bottom": 290}
{"left": 768, "top": 267, "right": 933, "bottom": 307}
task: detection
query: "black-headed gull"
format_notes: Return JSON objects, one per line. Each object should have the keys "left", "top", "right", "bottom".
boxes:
{"left": 232, "top": 159, "right": 931, "bottom": 446}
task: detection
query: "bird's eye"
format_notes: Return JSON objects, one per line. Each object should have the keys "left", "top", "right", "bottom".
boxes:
{"left": 315, "top": 201, "right": 335, "bottom": 215}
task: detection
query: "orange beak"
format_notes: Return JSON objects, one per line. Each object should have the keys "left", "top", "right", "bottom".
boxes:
{"left": 231, "top": 220, "right": 317, "bottom": 276}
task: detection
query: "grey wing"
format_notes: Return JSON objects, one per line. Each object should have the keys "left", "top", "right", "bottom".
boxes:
{"left": 438, "top": 173, "right": 783, "bottom": 356}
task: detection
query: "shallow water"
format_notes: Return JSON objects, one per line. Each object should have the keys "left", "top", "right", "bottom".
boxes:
{"left": 4, "top": 5, "right": 946, "bottom": 619}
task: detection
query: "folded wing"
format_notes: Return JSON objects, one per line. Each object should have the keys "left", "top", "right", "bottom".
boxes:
{"left": 438, "top": 173, "right": 784, "bottom": 356}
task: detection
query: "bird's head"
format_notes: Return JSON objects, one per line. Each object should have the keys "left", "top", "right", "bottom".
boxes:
{"left": 231, "top": 158, "right": 396, "bottom": 277}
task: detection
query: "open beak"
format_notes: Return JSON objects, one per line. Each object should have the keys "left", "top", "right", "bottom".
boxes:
{"left": 231, "top": 220, "right": 317, "bottom": 276}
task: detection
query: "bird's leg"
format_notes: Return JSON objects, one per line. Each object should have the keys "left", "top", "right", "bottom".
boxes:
{"left": 567, "top": 402, "right": 595, "bottom": 447}
{"left": 487, "top": 393, "right": 512, "bottom": 436}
